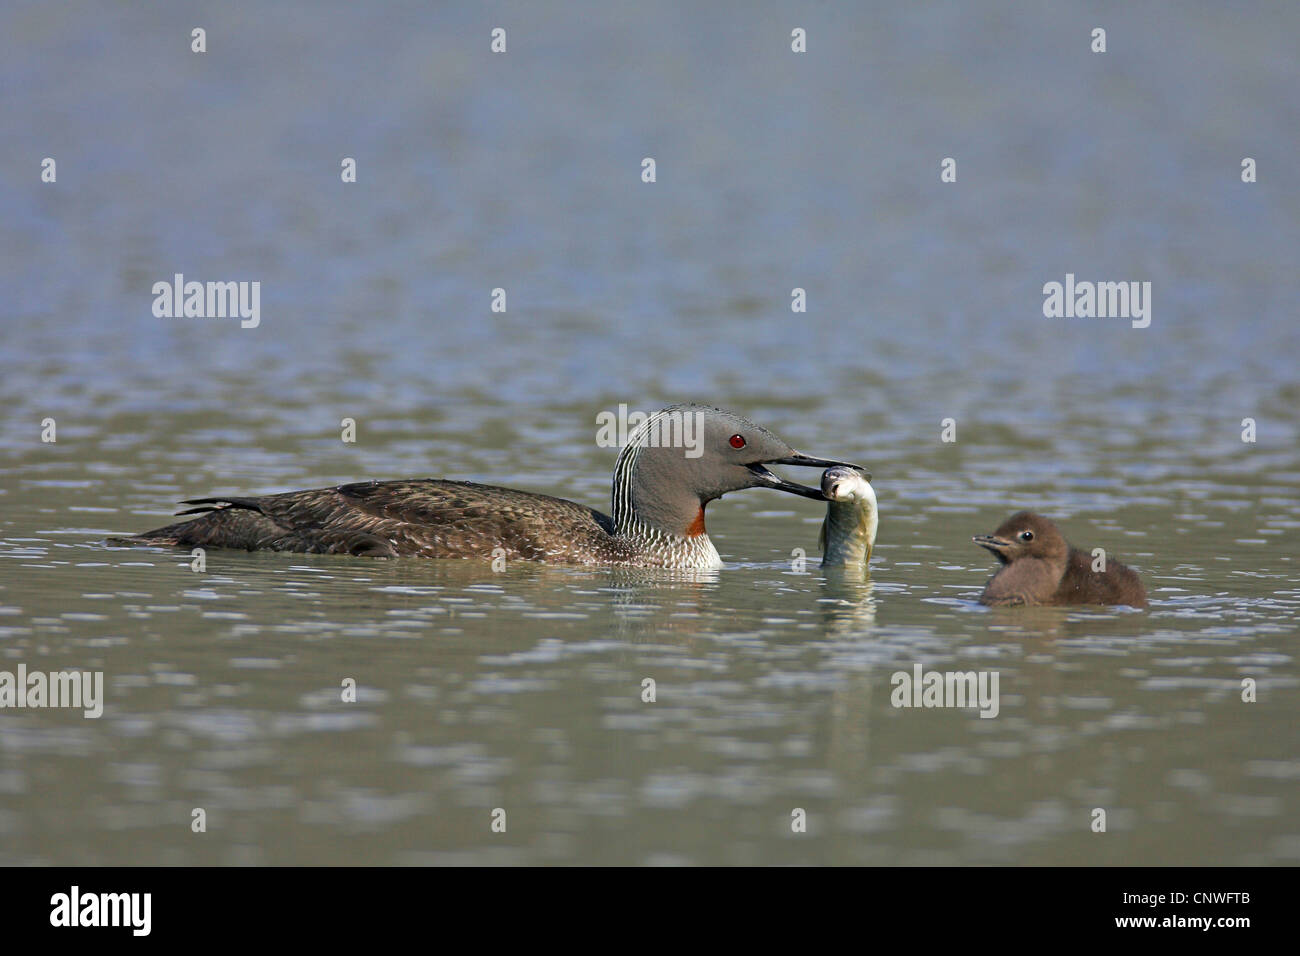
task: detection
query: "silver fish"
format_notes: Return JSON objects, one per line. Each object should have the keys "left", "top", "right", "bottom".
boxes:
{"left": 819, "top": 465, "right": 878, "bottom": 570}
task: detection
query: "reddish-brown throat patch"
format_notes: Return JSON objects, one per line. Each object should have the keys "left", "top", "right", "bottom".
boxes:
{"left": 686, "top": 507, "right": 707, "bottom": 537}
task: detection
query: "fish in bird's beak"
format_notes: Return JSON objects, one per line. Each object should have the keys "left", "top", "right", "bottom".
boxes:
{"left": 747, "top": 453, "right": 871, "bottom": 501}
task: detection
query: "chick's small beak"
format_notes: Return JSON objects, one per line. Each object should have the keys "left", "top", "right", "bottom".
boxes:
{"left": 973, "top": 534, "right": 1013, "bottom": 555}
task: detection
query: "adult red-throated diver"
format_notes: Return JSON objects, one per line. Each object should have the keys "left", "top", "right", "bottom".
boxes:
{"left": 114, "top": 404, "right": 868, "bottom": 570}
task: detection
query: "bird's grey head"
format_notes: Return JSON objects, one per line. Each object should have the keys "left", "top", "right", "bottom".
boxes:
{"left": 612, "top": 404, "right": 868, "bottom": 538}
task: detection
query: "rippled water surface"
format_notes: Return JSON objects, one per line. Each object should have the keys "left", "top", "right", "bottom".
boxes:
{"left": 1, "top": 1, "right": 1298, "bottom": 864}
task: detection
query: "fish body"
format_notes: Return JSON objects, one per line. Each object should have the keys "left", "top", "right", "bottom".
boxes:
{"left": 819, "top": 466, "right": 878, "bottom": 570}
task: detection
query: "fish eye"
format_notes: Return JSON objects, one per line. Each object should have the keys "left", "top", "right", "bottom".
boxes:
{"left": 1019, "top": 530, "right": 1034, "bottom": 542}
{"left": 729, "top": 434, "right": 746, "bottom": 449}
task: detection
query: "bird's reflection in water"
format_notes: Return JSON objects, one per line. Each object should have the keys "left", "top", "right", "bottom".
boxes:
{"left": 601, "top": 566, "right": 720, "bottom": 642}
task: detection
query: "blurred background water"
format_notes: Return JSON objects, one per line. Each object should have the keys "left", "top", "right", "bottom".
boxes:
{"left": 0, "top": 0, "right": 1297, "bottom": 864}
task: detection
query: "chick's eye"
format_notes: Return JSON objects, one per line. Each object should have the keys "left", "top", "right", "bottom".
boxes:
{"left": 1019, "top": 531, "right": 1034, "bottom": 542}
{"left": 729, "top": 434, "right": 746, "bottom": 449}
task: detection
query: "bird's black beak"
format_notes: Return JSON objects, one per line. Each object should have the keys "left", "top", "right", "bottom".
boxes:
{"left": 748, "top": 453, "right": 870, "bottom": 501}
{"left": 972, "top": 534, "right": 1013, "bottom": 563}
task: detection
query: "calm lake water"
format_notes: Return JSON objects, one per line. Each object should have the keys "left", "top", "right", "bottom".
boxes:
{"left": 1, "top": 2, "right": 1297, "bottom": 865}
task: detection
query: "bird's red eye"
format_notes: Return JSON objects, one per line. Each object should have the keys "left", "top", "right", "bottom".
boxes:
{"left": 729, "top": 434, "right": 746, "bottom": 449}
